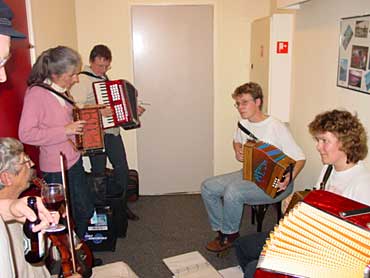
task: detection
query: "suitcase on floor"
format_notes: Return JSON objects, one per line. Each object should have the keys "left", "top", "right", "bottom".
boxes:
{"left": 128, "top": 169, "right": 139, "bottom": 202}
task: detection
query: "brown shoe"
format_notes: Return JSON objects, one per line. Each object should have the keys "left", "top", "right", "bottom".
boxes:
{"left": 206, "top": 232, "right": 239, "bottom": 252}
{"left": 205, "top": 231, "right": 221, "bottom": 250}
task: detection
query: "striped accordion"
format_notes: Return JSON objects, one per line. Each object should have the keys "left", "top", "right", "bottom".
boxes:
{"left": 243, "top": 140, "right": 296, "bottom": 198}
{"left": 256, "top": 190, "right": 370, "bottom": 278}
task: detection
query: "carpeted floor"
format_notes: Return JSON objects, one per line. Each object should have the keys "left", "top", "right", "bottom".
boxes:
{"left": 94, "top": 194, "right": 278, "bottom": 278}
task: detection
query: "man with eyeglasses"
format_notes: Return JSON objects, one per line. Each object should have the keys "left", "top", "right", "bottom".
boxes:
{"left": 0, "top": 137, "right": 54, "bottom": 277}
{"left": 70, "top": 44, "right": 145, "bottom": 221}
{"left": 0, "top": 137, "right": 57, "bottom": 278}
{"left": 201, "top": 82, "right": 306, "bottom": 252}
{"left": 0, "top": 137, "right": 140, "bottom": 278}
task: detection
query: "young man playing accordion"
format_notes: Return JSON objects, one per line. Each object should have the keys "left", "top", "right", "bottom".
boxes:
{"left": 201, "top": 82, "right": 306, "bottom": 252}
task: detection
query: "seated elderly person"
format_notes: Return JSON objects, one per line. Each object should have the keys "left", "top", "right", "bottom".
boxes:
{"left": 0, "top": 137, "right": 139, "bottom": 278}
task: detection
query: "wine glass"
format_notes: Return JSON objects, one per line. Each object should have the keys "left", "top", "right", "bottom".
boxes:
{"left": 41, "top": 183, "right": 66, "bottom": 232}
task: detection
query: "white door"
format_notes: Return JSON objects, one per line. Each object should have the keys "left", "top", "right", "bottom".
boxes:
{"left": 132, "top": 5, "right": 214, "bottom": 194}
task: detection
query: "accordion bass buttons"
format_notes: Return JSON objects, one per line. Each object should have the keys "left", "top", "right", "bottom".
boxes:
{"left": 272, "top": 178, "right": 279, "bottom": 188}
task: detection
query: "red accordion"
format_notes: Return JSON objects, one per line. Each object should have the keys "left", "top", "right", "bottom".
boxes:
{"left": 73, "top": 106, "right": 104, "bottom": 155}
{"left": 243, "top": 140, "right": 296, "bottom": 198}
{"left": 255, "top": 190, "right": 370, "bottom": 278}
{"left": 93, "top": 79, "right": 140, "bottom": 130}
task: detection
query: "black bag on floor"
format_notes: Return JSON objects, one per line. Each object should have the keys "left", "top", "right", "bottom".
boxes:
{"left": 128, "top": 169, "right": 139, "bottom": 202}
{"left": 84, "top": 206, "right": 117, "bottom": 252}
{"left": 87, "top": 171, "right": 128, "bottom": 238}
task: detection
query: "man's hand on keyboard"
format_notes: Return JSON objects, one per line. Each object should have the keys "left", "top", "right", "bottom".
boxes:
{"left": 101, "top": 107, "right": 113, "bottom": 117}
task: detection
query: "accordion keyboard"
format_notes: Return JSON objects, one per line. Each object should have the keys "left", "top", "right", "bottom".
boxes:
{"left": 93, "top": 79, "right": 140, "bottom": 130}
{"left": 94, "top": 82, "right": 127, "bottom": 128}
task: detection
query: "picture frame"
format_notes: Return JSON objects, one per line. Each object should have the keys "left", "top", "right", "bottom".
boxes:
{"left": 337, "top": 14, "right": 370, "bottom": 94}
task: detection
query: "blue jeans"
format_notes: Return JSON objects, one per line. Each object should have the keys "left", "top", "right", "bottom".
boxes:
{"left": 234, "top": 231, "right": 269, "bottom": 278}
{"left": 89, "top": 133, "right": 129, "bottom": 196}
{"left": 201, "top": 169, "right": 292, "bottom": 234}
{"left": 42, "top": 158, "right": 94, "bottom": 238}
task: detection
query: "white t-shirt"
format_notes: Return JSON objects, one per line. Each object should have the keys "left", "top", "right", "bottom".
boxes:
{"left": 0, "top": 216, "right": 14, "bottom": 278}
{"left": 234, "top": 116, "right": 305, "bottom": 161}
{"left": 315, "top": 162, "right": 370, "bottom": 206}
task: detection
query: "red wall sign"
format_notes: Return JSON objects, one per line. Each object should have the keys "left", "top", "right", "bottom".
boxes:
{"left": 276, "top": 41, "right": 289, "bottom": 54}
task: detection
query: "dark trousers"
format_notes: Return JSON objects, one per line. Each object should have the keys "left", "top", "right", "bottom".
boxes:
{"left": 89, "top": 133, "right": 129, "bottom": 196}
{"left": 234, "top": 231, "right": 270, "bottom": 278}
{"left": 42, "top": 158, "right": 94, "bottom": 239}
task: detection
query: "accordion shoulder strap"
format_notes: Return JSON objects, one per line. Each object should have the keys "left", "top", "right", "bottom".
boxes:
{"left": 238, "top": 121, "right": 258, "bottom": 141}
{"left": 319, "top": 164, "right": 333, "bottom": 190}
{"left": 31, "top": 83, "right": 76, "bottom": 107}
{"left": 79, "top": 71, "right": 109, "bottom": 81}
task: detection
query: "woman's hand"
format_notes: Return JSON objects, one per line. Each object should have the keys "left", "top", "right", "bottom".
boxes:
{"left": 65, "top": 120, "right": 86, "bottom": 135}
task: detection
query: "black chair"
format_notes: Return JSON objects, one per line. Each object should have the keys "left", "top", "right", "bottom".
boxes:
{"left": 250, "top": 201, "right": 282, "bottom": 232}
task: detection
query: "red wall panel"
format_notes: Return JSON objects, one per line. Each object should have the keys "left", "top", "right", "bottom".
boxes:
{"left": 0, "top": 0, "right": 39, "bottom": 169}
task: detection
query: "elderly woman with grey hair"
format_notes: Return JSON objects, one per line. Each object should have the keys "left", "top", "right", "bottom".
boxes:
{"left": 18, "top": 46, "right": 94, "bottom": 238}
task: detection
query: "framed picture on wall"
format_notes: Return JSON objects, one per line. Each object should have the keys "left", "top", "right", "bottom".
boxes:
{"left": 337, "top": 14, "right": 370, "bottom": 94}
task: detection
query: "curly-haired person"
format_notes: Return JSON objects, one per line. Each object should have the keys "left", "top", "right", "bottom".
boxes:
{"left": 309, "top": 109, "right": 370, "bottom": 205}
{"left": 234, "top": 109, "right": 370, "bottom": 278}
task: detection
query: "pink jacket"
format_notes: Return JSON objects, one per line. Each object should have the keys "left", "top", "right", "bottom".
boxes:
{"left": 19, "top": 86, "right": 80, "bottom": 172}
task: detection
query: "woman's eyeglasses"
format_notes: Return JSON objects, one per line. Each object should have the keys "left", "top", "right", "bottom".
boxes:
{"left": 19, "top": 154, "right": 33, "bottom": 168}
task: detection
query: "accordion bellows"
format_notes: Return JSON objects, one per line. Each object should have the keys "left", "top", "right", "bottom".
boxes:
{"left": 243, "top": 140, "right": 296, "bottom": 198}
{"left": 257, "top": 200, "right": 370, "bottom": 278}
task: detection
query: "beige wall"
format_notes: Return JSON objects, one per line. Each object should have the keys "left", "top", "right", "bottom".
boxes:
{"left": 290, "top": 0, "right": 370, "bottom": 189}
{"left": 212, "top": 0, "right": 271, "bottom": 174}
{"left": 27, "top": 0, "right": 370, "bottom": 191}
{"left": 74, "top": 0, "right": 270, "bottom": 171}
{"left": 74, "top": 0, "right": 136, "bottom": 168}
{"left": 29, "top": 0, "right": 78, "bottom": 56}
